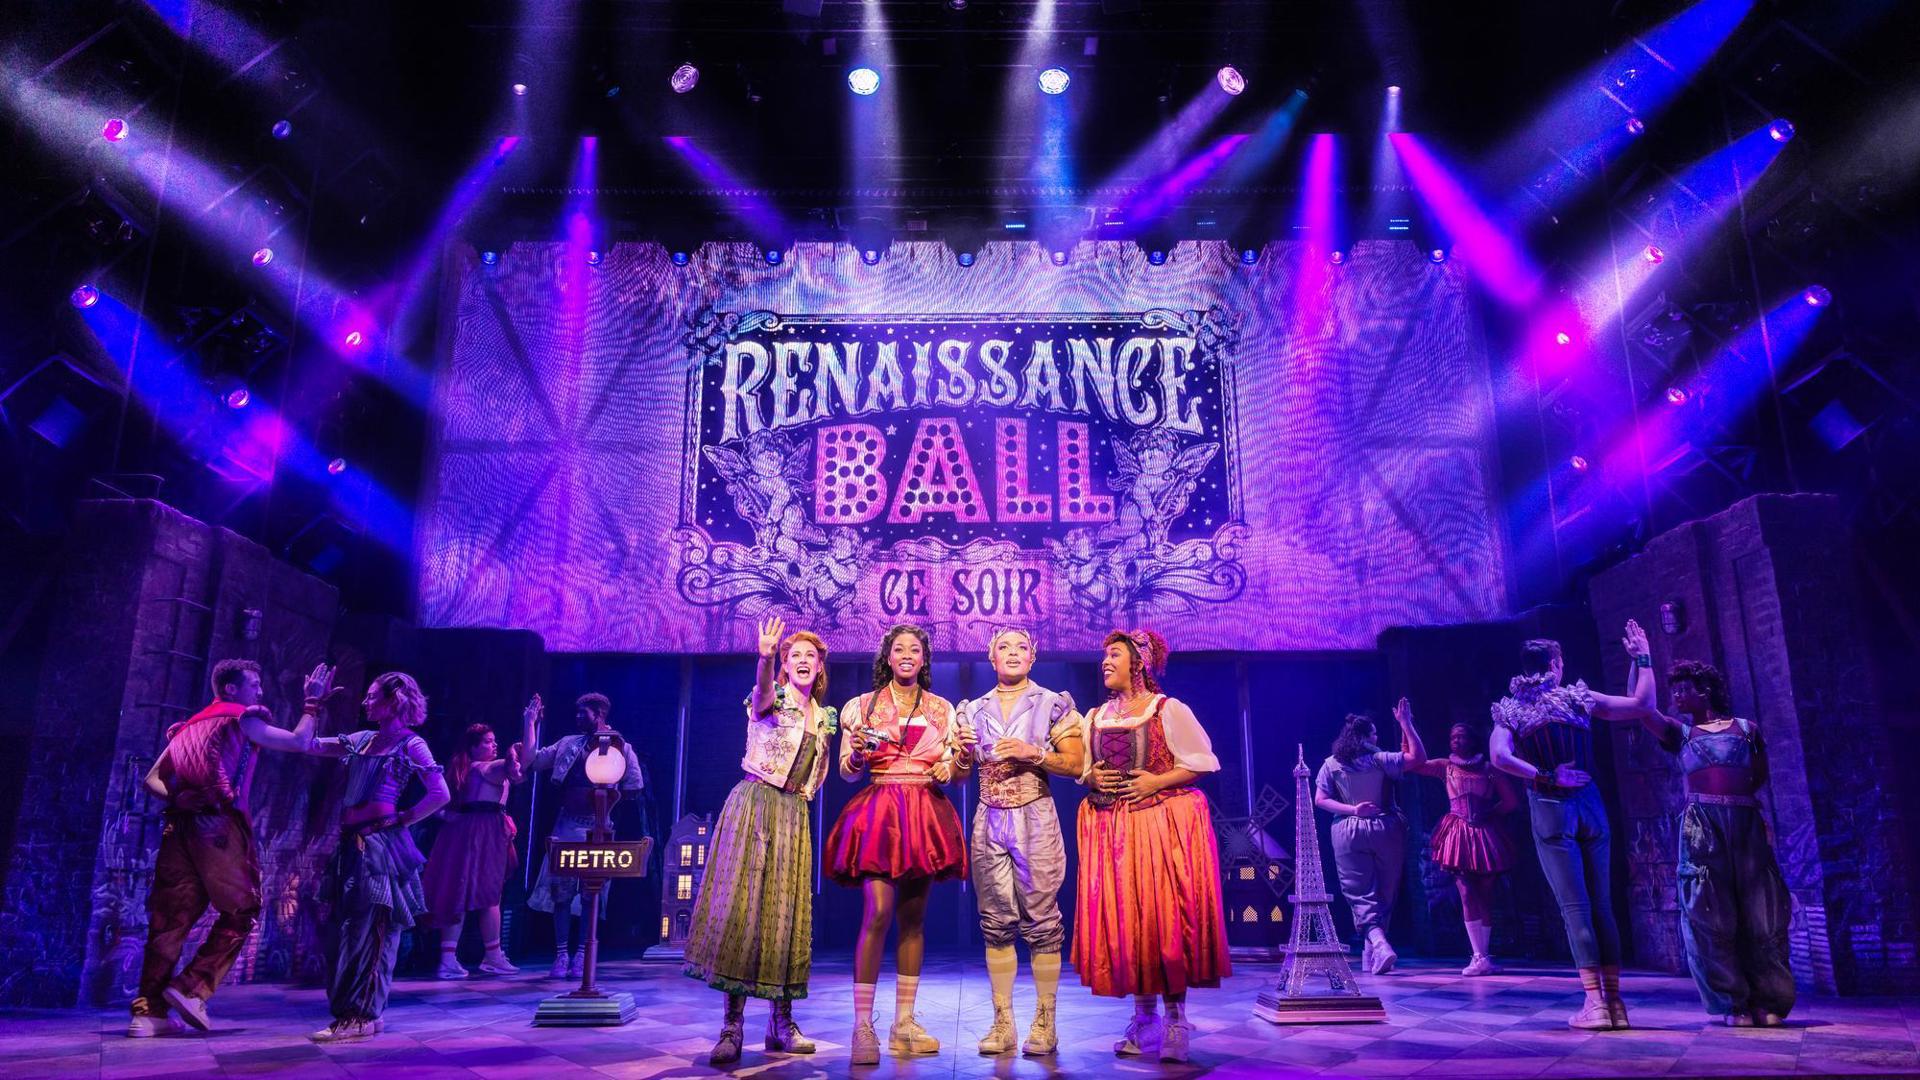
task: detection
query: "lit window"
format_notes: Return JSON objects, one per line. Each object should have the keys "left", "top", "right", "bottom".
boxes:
{"left": 697, "top": 845, "right": 706, "bottom": 867}
{"left": 680, "top": 843, "right": 693, "bottom": 866}
{"left": 698, "top": 826, "right": 707, "bottom": 836}
{"left": 1243, "top": 906, "right": 1257, "bottom": 922}
{"left": 1239, "top": 866, "right": 1255, "bottom": 881}
{"left": 1271, "top": 906, "right": 1285, "bottom": 923}
{"left": 661, "top": 916, "right": 671, "bottom": 937}
{"left": 676, "top": 874, "right": 693, "bottom": 900}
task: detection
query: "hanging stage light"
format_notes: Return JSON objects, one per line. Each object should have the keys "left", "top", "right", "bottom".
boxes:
{"left": 1038, "top": 68, "right": 1071, "bottom": 95}
{"left": 1217, "top": 66, "right": 1246, "bottom": 96}
{"left": 848, "top": 67, "right": 881, "bottom": 96}
{"left": 671, "top": 63, "right": 700, "bottom": 94}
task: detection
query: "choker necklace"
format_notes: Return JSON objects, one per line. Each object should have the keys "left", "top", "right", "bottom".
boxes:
{"left": 995, "top": 681, "right": 1031, "bottom": 695}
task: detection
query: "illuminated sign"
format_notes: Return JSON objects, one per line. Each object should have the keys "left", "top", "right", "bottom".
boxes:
{"left": 548, "top": 839, "right": 653, "bottom": 879}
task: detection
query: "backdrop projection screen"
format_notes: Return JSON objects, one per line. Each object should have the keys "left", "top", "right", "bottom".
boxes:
{"left": 419, "top": 240, "right": 1508, "bottom": 654}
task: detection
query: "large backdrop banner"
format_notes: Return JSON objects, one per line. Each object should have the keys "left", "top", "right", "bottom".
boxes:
{"left": 419, "top": 240, "right": 1508, "bottom": 654}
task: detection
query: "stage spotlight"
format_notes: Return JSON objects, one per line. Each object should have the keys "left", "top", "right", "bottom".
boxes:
{"left": 848, "top": 67, "right": 881, "bottom": 96}
{"left": 1768, "top": 118, "right": 1795, "bottom": 143}
{"left": 1039, "top": 68, "right": 1071, "bottom": 95}
{"left": 860, "top": 248, "right": 881, "bottom": 266}
{"left": 1643, "top": 244, "right": 1665, "bottom": 264}
{"left": 670, "top": 249, "right": 691, "bottom": 266}
{"left": 1803, "top": 284, "right": 1831, "bottom": 307}
{"left": 1049, "top": 248, "right": 1070, "bottom": 266}
{"left": 1329, "top": 249, "right": 1346, "bottom": 265}
{"left": 671, "top": 63, "right": 700, "bottom": 94}
{"left": 327, "top": 457, "right": 348, "bottom": 476}
{"left": 101, "top": 118, "right": 129, "bottom": 142}
{"left": 344, "top": 330, "right": 366, "bottom": 349}
{"left": 225, "top": 386, "right": 251, "bottom": 409}
{"left": 1429, "top": 248, "right": 1448, "bottom": 263}
{"left": 586, "top": 250, "right": 603, "bottom": 266}
{"left": 1555, "top": 331, "right": 1572, "bottom": 346}
{"left": 511, "top": 82, "right": 528, "bottom": 97}
{"left": 764, "top": 247, "right": 785, "bottom": 266}
{"left": 949, "top": 0, "right": 968, "bottom": 8}
{"left": 1217, "top": 66, "right": 1247, "bottom": 96}
{"left": 271, "top": 119, "right": 293, "bottom": 140}
{"left": 481, "top": 249, "right": 500, "bottom": 266}
{"left": 1665, "top": 386, "right": 1690, "bottom": 405}
{"left": 251, "top": 247, "right": 274, "bottom": 267}
{"left": 70, "top": 284, "right": 100, "bottom": 309}
{"left": 1626, "top": 117, "right": 1646, "bottom": 137}
{"left": 1237, "top": 246, "right": 1260, "bottom": 265}
{"left": 1146, "top": 248, "right": 1168, "bottom": 266}
{"left": 1569, "top": 454, "right": 1591, "bottom": 472}
{"left": 955, "top": 249, "right": 977, "bottom": 267}
{"left": 1386, "top": 84, "right": 1402, "bottom": 95}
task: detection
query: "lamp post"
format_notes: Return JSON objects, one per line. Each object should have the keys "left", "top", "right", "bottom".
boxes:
{"left": 533, "top": 730, "right": 647, "bottom": 1026}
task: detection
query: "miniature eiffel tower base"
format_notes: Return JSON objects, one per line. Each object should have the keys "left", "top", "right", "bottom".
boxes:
{"left": 1253, "top": 951, "right": 1387, "bottom": 1024}
{"left": 533, "top": 989, "right": 637, "bottom": 1026}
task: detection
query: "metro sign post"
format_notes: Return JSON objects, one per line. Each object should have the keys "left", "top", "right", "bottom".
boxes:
{"left": 533, "top": 732, "right": 652, "bottom": 1026}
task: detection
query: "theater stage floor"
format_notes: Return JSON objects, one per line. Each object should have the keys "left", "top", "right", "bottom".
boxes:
{"left": 4, "top": 955, "right": 1917, "bottom": 1079}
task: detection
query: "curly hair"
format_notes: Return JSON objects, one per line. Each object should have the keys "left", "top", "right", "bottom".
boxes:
{"left": 576, "top": 693, "right": 612, "bottom": 722}
{"left": 871, "top": 623, "right": 933, "bottom": 692}
{"left": 1668, "top": 659, "right": 1732, "bottom": 716}
{"left": 781, "top": 630, "right": 830, "bottom": 704}
{"left": 1519, "top": 638, "right": 1563, "bottom": 677}
{"left": 210, "top": 658, "right": 262, "bottom": 700}
{"left": 372, "top": 671, "right": 428, "bottom": 728}
{"left": 1332, "top": 713, "right": 1378, "bottom": 765}
{"left": 1102, "top": 628, "right": 1169, "bottom": 696}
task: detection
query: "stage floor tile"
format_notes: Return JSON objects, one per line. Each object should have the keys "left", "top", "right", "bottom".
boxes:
{"left": 3, "top": 956, "right": 1917, "bottom": 1078}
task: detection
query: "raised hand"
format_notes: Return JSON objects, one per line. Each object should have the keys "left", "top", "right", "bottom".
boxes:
{"left": 1622, "top": 619, "right": 1650, "bottom": 657}
{"left": 757, "top": 614, "right": 787, "bottom": 658}
{"left": 304, "top": 662, "right": 339, "bottom": 702}
{"left": 1392, "top": 696, "right": 1413, "bottom": 729}
{"left": 523, "top": 693, "right": 543, "bottom": 729}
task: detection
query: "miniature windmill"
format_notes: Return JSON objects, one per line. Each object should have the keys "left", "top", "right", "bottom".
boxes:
{"left": 1253, "top": 744, "right": 1387, "bottom": 1023}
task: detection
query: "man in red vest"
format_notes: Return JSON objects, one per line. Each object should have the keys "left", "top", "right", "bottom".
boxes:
{"left": 128, "top": 658, "right": 333, "bottom": 1037}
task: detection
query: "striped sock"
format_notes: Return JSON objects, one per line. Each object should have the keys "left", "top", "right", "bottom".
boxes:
{"left": 985, "top": 946, "right": 1017, "bottom": 1009}
{"left": 895, "top": 974, "right": 920, "bottom": 1022}
{"left": 1031, "top": 951, "right": 1062, "bottom": 1009}
{"left": 854, "top": 982, "right": 876, "bottom": 1026}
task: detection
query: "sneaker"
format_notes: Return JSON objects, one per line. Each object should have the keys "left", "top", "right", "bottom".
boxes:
{"left": 1753, "top": 1010, "right": 1786, "bottom": 1027}
{"left": 1360, "top": 939, "right": 1376, "bottom": 972}
{"left": 126, "top": 1014, "right": 184, "bottom": 1039}
{"left": 548, "top": 952, "right": 570, "bottom": 979}
{"left": 766, "top": 1008, "right": 815, "bottom": 1054}
{"left": 1115, "top": 1014, "right": 1162, "bottom": 1056}
{"left": 889, "top": 1015, "right": 940, "bottom": 1055}
{"left": 977, "top": 1005, "right": 1017, "bottom": 1055}
{"left": 162, "top": 987, "right": 211, "bottom": 1032}
{"left": 1724, "top": 1012, "right": 1754, "bottom": 1027}
{"left": 709, "top": 1019, "right": 744, "bottom": 1066}
{"left": 850, "top": 1020, "right": 881, "bottom": 1066}
{"left": 1159, "top": 1019, "right": 1193, "bottom": 1063}
{"left": 1022, "top": 1001, "right": 1057, "bottom": 1057}
{"left": 477, "top": 952, "right": 519, "bottom": 976}
{"left": 437, "top": 956, "right": 470, "bottom": 980}
{"left": 1368, "top": 937, "right": 1398, "bottom": 975}
{"left": 309, "top": 1018, "right": 382, "bottom": 1043}
{"left": 1567, "top": 1000, "right": 1613, "bottom": 1031}
{"left": 1609, "top": 998, "right": 1631, "bottom": 1030}
{"left": 566, "top": 950, "right": 583, "bottom": 980}
{"left": 1461, "top": 954, "right": 1500, "bottom": 977}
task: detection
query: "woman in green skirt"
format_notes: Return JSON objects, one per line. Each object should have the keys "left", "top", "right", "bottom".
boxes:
{"left": 684, "top": 614, "right": 837, "bottom": 1065}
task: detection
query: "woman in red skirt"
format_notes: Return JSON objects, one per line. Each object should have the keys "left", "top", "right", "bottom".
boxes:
{"left": 823, "top": 623, "right": 975, "bottom": 1065}
{"left": 1410, "top": 722, "right": 1520, "bottom": 976}
{"left": 1074, "top": 628, "right": 1230, "bottom": 1064}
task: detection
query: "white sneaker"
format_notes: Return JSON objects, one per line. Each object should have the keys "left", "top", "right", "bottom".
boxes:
{"left": 566, "top": 950, "right": 584, "bottom": 979}
{"left": 478, "top": 952, "right": 519, "bottom": 976}
{"left": 1159, "top": 1019, "right": 1193, "bottom": 1063}
{"left": 126, "top": 1014, "right": 184, "bottom": 1038}
{"left": 1114, "top": 1014, "right": 1163, "bottom": 1056}
{"left": 889, "top": 1015, "right": 940, "bottom": 1055}
{"left": 548, "top": 953, "right": 570, "bottom": 979}
{"left": 309, "top": 1018, "right": 383, "bottom": 1043}
{"left": 162, "top": 987, "right": 211, "bottom": 1031}
{"left": 1368, "top": 937, "right": 1398, "bottom": 975}
{"left": 1462, "top": 954, "right": 1500, "bottom": 977}
{"left": 437, "top": 957, "right": 470, "bottom": 980}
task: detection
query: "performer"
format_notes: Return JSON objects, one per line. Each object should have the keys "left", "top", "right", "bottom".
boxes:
{"left": 129, "top": 659, "right": 332, "bottom": 1037}
{"left": 305, "top": 672, "right": 452, "bottom": 1042}
{"left": 1073, "top": 629, "right": 1230, "bottom": 1065}
{"left": 1313, "top": 699, "right": 1426, "bottom": 975}
{"left": 824, "top": 623, "right": 972, "bottom": 1066}
{"left": 954, "top": 627, "right": 1084, "bottom": 1057}
{"left": 685, "top": 616, "right": 837, "bottom": 1065}
{"left": 1652, "top": 659, "right": 1795, "bottom": 1026}
{"left": 421, "top": 720, "right": 525, "bottom": 979}
{"left": 1489, "top": 622, "right": 1654, "bottom": 1030}
{"left": 1408, "top": 722, "right": 1520, "bottom": 976}
{"left": 522, "top": 692, "right": 644, "bottom": 979}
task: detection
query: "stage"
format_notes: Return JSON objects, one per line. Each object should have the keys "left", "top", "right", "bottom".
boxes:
{"left": 4, "top": 956, "right": 1915, "bottom": 1079}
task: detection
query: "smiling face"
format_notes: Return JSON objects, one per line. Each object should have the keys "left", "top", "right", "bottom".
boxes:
{"left": 1101, "top": 642, "right": 1135, "bottom": 694}
{"left": 1670, "top": 677, "right": 1708, "bottom": 717}
{"left": 991, "top": 632, "right": 1034, "bottom": 683}
{"left": 225, "top": 668, "right": 264, "bottom": 707}
{"left": 784, "top": 639, "right": 821, "bottom": 692}
{"left": 888, "top": 633, "right": 924, "bottom": 684}
{"left": 472, "top": 729, "right": 499, "bottom": 762}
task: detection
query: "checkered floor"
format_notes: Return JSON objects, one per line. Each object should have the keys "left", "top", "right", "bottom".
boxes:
{"left": 5, "top": 954, "right": 1917, "bottom": 1078}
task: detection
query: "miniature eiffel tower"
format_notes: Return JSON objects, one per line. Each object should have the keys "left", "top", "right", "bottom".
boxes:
{"left": 1253, "top": 744, "right": 1387, "bottom": 1023}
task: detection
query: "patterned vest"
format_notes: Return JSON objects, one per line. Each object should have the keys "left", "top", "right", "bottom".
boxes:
{"left": 1085, "top": 696, "right": 1180, "bottom": 812}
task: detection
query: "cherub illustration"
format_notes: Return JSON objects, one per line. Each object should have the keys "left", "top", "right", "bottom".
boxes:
{"left": 805, "top": 527, "right": 876, "bottom": 617}
{"left": 1106, "top": 428, "right": 1220, "bottom": 558}
{"left": 1046, "top": 527, "right": 1118, "bottom": 625}
{"left": 703, "top": 430, "right": 823, "bottom": 560}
